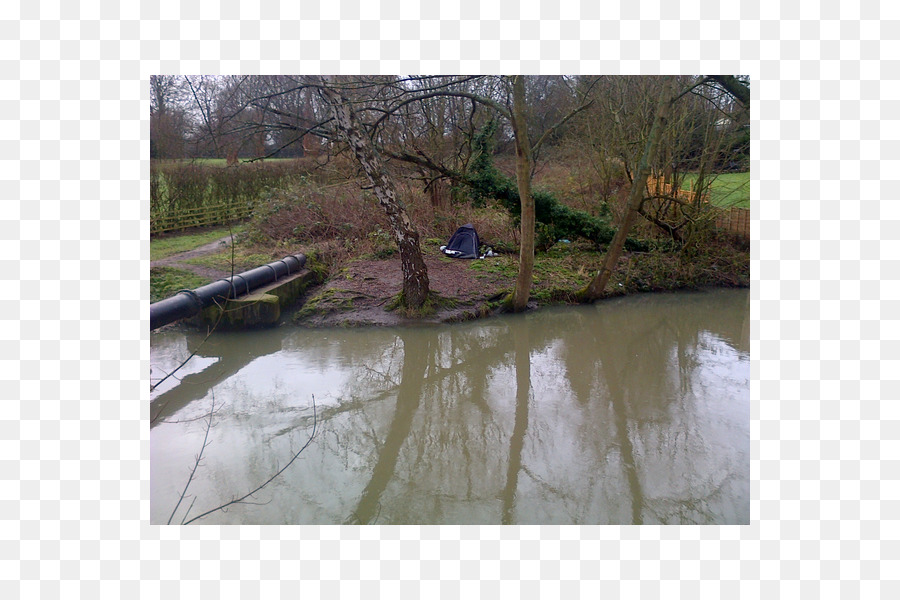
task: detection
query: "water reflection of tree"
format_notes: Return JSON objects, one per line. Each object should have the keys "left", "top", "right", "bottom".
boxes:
{"left": 592, "top": 291, "right": 749, "bottom": 524}
{"left": 339, "top": 294, "right": 748, "bottom": 524}
{"left": 591, "top": 310, "right": 665, "bottom": 524}
{"left": 152, "top": 290, "right": 748, "bottom": 523}
{"left": 343, "top": 323, "right": 517, "bottom": 524}
{"left": 346, "top": 330, "right": 428, "bottom": 524}
{"left": 501, "top": 322, "right": 530, "bottom": 524}
{"left": 515, "top": 290, "right": 749, "bottom": 524}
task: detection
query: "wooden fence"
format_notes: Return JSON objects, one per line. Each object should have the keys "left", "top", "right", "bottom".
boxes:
{"left": 714, "top": 207, "right": 750, "bottom": 239}
{"left": 646, "top": 175, "right": 705, "bottom": 204}
{"left": 645, "top": 176, "right": 750, "bottom": 241}
{"left": 150, "top": 159, "right": 301, "bottom": 236}
{"left": 150, "top": 201, "right": 255, "bottom": 234}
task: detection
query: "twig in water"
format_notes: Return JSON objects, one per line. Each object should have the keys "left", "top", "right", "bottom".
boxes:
{"left": 150, "top": 305, "right": 225, "bottom": 397}
{"left": 181, "top": 394, "right": 318, "bottom": 525}
{"left": 167, "top": 391, "right": 219, "bottom": 525}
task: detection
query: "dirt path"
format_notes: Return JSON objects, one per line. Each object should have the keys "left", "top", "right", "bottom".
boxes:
{"left": 150, "top": 236, "right": 235, "bottom": 280}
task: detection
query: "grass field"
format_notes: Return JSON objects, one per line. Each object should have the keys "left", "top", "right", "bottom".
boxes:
{"left": 155, "top": 157, "right": 302, "bottom": 168}
{"left": 150, "top": 225, "right": 246, "bottom": 261}
{"left": 682, "top": 172, "right": 750, "bottom": 209}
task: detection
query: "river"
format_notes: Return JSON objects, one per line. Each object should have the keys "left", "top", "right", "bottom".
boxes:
{"left": 150, "top": 288, "right": 750, "bottom": 525}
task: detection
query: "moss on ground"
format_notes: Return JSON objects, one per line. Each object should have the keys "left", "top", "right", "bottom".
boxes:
{"left": 386, "top": 291, "right": 459, "bottom": 318}
{"left": 293, "top": 288, "right": 360, "bottom": 321}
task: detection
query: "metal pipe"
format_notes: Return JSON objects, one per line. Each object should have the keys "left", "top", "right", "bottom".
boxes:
{"left": 150, "top": 253, "right": 307, "bottom": 331}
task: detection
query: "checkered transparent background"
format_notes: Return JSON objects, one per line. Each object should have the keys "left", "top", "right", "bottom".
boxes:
{"left": 2, "top": 0, "right": 896, "bottom": 596}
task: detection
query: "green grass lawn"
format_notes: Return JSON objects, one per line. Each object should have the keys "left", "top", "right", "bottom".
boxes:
{"left": 150, "top": 225, "right": 246, "bottom": 261}
{"left": 681, "top": 172, "right": 750, "bottom": 209}
{"left": 150, "top": 267, "right": 211, "bottom": 303}
{"left": 183, "top": 250, "right": 276, "bottom": 274}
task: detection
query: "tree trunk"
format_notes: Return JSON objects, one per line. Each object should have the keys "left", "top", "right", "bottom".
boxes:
{"left": 317, "top": 80, "right": 430, "bottom": 308}
{"left": 508, "top": 76, "right": 536, "bottom": 312}
{"left": 579, "top": 80, "right": 675, "bottom": 302}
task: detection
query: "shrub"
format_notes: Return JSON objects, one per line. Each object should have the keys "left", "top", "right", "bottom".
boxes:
{"left": 248, "top": 178, "right": 390, "bottom": 254}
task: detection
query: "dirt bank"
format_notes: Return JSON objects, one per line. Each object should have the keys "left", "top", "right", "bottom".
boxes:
{"left": 150, "top": 231, "right": 750, "bottom": 330}
{"left": 291, "top": 243, "right": 750, "bottom": 328}
{"left": 294, "top": 256, "right": 516, "bottom": 327}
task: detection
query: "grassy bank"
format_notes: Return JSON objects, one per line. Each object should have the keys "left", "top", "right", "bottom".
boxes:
{"left": 150, "top": 225, "right": 748, "bottom": 312}
{"left": 471, "top": 237, "right": 749, "bottom": 306}
{"left": 288, "top": 233, "right": 749, "bottom": 328}
{"left": 150, "top": 229, "right": 308, "bottom": 303}
{"left": 150, "top": 225, "right": 247, "bottom": 261}
{"left": 150, "top": 267, "right": 210, "bottom": 303}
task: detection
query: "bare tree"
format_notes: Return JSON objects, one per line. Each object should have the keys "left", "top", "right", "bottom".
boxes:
{"left": 502, "top": 76, "right": 593, "bottom": 310}
{"left": 508, "top": 75, "right": 537, "bottom": 312}
{"left": 579, "top": 79, "right": 678, "bottom": 302}
{"left": 162, "top": 74, "right": 745, "bottom": 310}
{"left": 150, "top": 75, "right": 188, "bottom": 158}
{"left": 578, "top": 75, "right": 750, "bottom": 302}
{"left": 313, "top": 76, "right": 431, "bottom": 309}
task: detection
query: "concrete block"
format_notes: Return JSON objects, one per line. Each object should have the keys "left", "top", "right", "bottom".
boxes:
{"left": 187, "top": 269, "right": 319, "bottom": 329}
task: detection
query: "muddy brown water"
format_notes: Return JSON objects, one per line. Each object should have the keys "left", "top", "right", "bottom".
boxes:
{"left": 150, "top": 288, "right": 749, "bottom": 525}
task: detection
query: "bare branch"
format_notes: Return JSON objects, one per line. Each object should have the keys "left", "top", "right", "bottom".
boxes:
{"left": 370, "top": 88, "right": 511, "bottom": 134}
{"left": 671, "top": 76, "right": 714, "bottom": 104}
{"left": 168, "top": 392, "right": 218, "bottom": 525}
{"left": 181, "top": 394, "right": 318, "bottom": 525}
{"left": 150, "top": 308, "right": 224, "bottom": 397}
{"left": 707, "top": 75, "right": 750, "bottom": 107}
{"left": 530, "top": 98, "right": 594, "bottom": 155}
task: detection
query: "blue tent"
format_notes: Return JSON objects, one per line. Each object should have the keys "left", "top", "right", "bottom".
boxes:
{"left": 441, "top": 224, "right": 480, "bottom": 259}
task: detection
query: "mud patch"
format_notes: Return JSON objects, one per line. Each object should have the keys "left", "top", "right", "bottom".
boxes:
{"left": 293, "top": 256, "right": 515, "bottom": 327}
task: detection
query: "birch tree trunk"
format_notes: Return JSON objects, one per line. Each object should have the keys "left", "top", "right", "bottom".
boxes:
{"left": 579, "top": 79, "right": 675, "bottom": 302}
{"left": 507, "top": 75, "right": 536, "bottom": 312}
{"left": 316, "top": 79, "right": 430, "bottom": 309}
